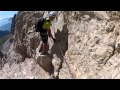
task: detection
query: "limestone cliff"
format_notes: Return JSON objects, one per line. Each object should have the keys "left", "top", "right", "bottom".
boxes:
{"left": 59, "top": 11, "right": 120, "bottom": 79}
{"left": 1, "top": 11, "right": 120, "bottom": 79}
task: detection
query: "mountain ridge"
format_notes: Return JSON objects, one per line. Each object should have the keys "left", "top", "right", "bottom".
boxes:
{"left": 0, "top": 17, "right": 12, "bottom": 31}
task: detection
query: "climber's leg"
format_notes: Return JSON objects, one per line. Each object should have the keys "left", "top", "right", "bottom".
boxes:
{"left": 39, "top": 41, "right": 43, "bottom": 52}
{"left": 41, "top": 34, "right": 48, "bottom": 55}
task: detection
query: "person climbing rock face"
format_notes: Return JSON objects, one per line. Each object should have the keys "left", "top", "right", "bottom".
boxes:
{"left": 35, "top": 11, "right": 57, "bottom": 55}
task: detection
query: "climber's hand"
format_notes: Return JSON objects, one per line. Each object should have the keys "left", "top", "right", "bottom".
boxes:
{"left": 53, "top": 38, "right": 57, "bottom": 43}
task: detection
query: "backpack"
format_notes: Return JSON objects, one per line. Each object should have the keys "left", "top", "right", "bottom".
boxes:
{"left": 35, "top": 17, "right": 45, "bottom": 32}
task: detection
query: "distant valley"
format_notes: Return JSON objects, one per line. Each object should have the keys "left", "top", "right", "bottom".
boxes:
{"left": 0, "top": 17, "right": 12, "bottom": 31}
{"left": 0, "top": 17, "right": 12, "bottom": 49}
{"left": 0, "top": 30, "right": 10, "bottom": 38}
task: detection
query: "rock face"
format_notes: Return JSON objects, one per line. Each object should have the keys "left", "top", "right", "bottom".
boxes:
{"left": 1, "top": 11, "right": 68, "bottom": 79}
{"left": 1, "top": 11, "right": 120, "bottom": 79}
{"left": 11, "top": 14, "right": 16, "bottom": 35}
{"left": 0, "top": 58, "right": 50, "bottom": 79}
{"left": 59, "top": 11, "right": 120, "bottom": 79}
{"left": 0, "top": 51, "right": 3, "bottom": 58}
{"left": 52, "top": 54, "right": 61, "bottom": 78}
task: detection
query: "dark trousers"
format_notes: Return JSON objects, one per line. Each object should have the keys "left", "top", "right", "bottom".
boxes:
{"left": 40, "top": 33, "right": 48, "bottom": 44}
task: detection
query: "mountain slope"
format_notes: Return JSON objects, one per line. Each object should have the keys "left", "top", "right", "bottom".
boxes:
{"left": 0, "top": 33, "right": 11, "bottom": 48}
{"left": 1, "top": 11, "right": 120, "bottom": 79}
{"left": 0, "top": 17, "right": 12, "bottom": 31}
{"left": 0, "top": 31, "right": 10, "bottom": 37}
{"left": 0, "top": 23, "right": 11, "bottom": 31}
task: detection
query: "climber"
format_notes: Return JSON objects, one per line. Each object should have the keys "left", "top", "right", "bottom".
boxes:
{"left": 38, "top": 11, "right": 57, "bottom": 55}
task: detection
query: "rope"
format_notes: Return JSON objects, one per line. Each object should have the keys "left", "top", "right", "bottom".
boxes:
{"left": 57, "top": 41, "right": 75, "bottom": 79}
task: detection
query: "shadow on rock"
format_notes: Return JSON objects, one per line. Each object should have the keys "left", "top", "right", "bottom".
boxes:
{"left": 50, "top": 24, "right": 68, "bottom": 78}
{"left": 36, "top": 53, "right": 54, "bottom": 75}
{"left": 35, "top": 24, "right": 68, "bottom": 78}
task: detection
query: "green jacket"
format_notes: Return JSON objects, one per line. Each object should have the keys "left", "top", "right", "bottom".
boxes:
{"left": 42, "top": 17, "right": 52, "bottom": 30}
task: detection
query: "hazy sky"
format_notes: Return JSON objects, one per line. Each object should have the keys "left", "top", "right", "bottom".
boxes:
{"left": 0, "top": 11, "right": 18, "bottom": 20}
